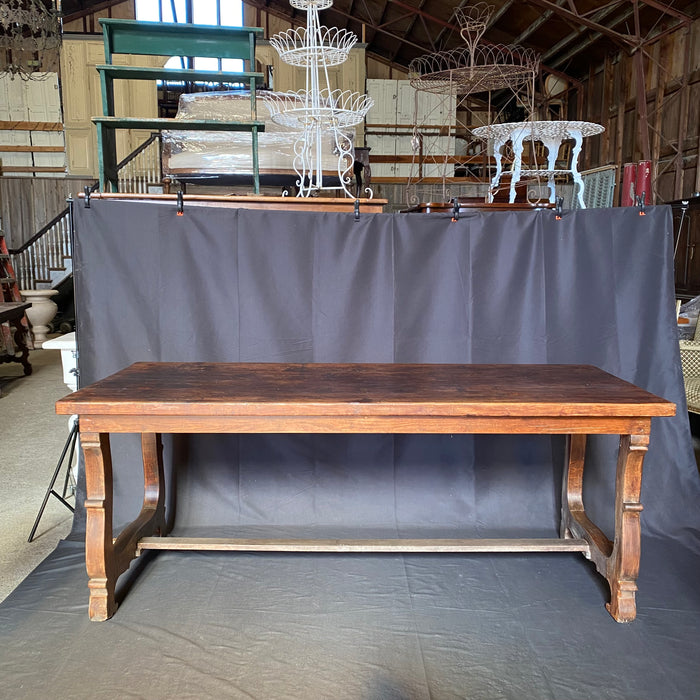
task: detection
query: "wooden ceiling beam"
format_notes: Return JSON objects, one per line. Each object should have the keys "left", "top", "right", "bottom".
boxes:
{"left": 512, "top": 0, "right": 567, "bottom": 44}
{"left": 419, "top": 14, "right": 438, "bottom": 53}
{"left": 634, "top": 0, "right": 691, "bottom": 23}
{"left": 359, "top": 0, "right": 380, "bottom": 25}
{"left": 544, "top": 0, "right": 690, "bottom": 67}
{"left": 243, "top": 0, "right": 578, "bottom": 84}
{"left": 390, "top": 0, "right": 434, "bottom": 52}
{"left": 542, "top": 4, "right": 634, "bottom": 63}
{"left": 432, "top": 0, "right": 470, "bottom": 51}
{"left": 325, "top": 4, "right": 429, "bottom": 54}
{"left": 523, "top": 0, "right": 637, "bottom": 46}
{"left": 487, "top": 0, "right": 517, "bottom": 28}
{"left": 578, "top": 0, "right": 627, "bottom": 19}
{"left": 62, "top": 0, "right": 124, "bottom": 23}
{"left": 386, "top": 0, "right": 454, "bottom": 31}
{"left": 376, "top": 10, "right": 415, "bottom": 30}
{"left": 546, "top": 13, "right": 636, "bottom": 66}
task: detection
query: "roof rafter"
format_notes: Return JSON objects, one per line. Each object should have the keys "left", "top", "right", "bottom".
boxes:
{"left": 512, "top": 0, "right": 567, "bottom": 44}
{"left": 394, "top": 0, "right": 432, "bottom": 51}
{"left": 634, "top": 0, "right": 691, "bottom": 23}
{"left": 62, "top": 0, "right": 123, "bottom": 22}
{"left": 386, "top": 0, "right": 454, "bottom": 31}
{"left": 579, "top": 0, "right": 626, "bottom": 19}
{"left": 325, "top": 3, "right": 430, "bottom": 55}
{"left": 376, "top": 10, "right": 415, "bottom": 31}
{"left": 524, "top": 0, "right": 638, "bottom": 46}
{"left": 432, "top": 0, "right": 472, "bottom": 51}
{"left": 542, "top": 3, "right": 635, "bottom": 63}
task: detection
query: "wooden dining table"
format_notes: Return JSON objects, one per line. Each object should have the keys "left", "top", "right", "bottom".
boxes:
{"left": 56, "top": 362, "right": 675, "bottom": 622}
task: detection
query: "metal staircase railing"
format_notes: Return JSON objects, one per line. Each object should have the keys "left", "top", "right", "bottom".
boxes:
{"left": 9, "top": 134, "right": 163, "bottom": 290}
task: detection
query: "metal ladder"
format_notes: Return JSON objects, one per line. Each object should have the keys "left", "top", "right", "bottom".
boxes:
{"left": 0, "top": 233, "right": 33, "bottom": 352}
{"left": 0, "top": 233, "right": 22, "bottom": 303}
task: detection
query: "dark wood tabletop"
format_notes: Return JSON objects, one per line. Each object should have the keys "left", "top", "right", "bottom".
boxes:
{"left": 56, "top": 362, "right": 675, "bottom": 418}
{"left": 0, "top": 301, "right": 31, "bottom": 322}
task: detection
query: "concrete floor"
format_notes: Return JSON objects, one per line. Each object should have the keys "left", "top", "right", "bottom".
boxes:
{"left": 0, "top": 347, "right": 74, "bottom": 603}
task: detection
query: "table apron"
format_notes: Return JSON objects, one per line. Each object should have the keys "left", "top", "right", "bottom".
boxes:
{"left": 78, "top": 414, "right": 652, "bottom": 435}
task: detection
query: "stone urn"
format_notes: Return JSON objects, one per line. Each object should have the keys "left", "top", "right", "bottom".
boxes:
{"left": 21, "top": 289, "right": 59, "bottom": 348}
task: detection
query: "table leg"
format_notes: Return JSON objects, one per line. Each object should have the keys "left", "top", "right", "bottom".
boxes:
{"left": 560, "top": 434, "right": 586, "bottom": 539}
{"left": 542, "top": 136, "right": 561, "bottom": 204}
{"left": 82, "top": 431, "right": 118, "bottom": 622}
{"left": 11, "top": 316, "right": 32, "bottom": 375}
{"left": 82, "top": 431, "right": 167, "bottom": 621}
{"left": 489, "top": 135, "right": 507, "bottom": 202}
{"left": 0, "top": 314, "right": 32, "bottom": 376}
{"left": 605, "top": 433, "right": 648, "bottom": 623}
{"left": 568, "top": 129, "right": 586, "bottom": 209}
{"left": 142, "top": 433, "right": 167, "bottom": 536}
{"left": 561, "top": 434, "right": 610, "bottom": 549}
{"left": 509, "top": 132, "right": 526, "bottom": 203}
{"left": 561, "top": 431, "right": 649, "bottom": 622}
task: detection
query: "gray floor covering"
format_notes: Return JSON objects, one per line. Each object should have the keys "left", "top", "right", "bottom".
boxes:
{"left": 1, "top": 534, "right": 698, "bottom": 699}
{"left": 3, "top": 205, "right": 700, "bottom": 698}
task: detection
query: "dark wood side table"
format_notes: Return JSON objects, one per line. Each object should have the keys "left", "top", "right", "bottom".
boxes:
{"left": 56, "top": 362, "right": 675, "bottom": 622}
{"left": 0, "top": 302, "right": 32, "bottom": 382}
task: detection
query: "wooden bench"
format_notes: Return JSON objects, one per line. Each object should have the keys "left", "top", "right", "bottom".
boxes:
{"left": 94, "top": 19, "right": 265, "bottom": 193}
{"left": 56, "top": 362, "right": 675, "bottom": 622}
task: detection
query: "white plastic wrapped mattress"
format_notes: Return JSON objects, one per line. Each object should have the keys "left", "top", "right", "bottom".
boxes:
{"left": 161, "top": 90, "right": 352, "bottom": 183}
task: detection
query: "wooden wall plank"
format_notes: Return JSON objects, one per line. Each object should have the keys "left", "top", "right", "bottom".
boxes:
{"left": 0, "top": 177, "right": 94, "bottom": 248}
{"left": 0, "top": 146, "right": 65, "bottom": 152}
{"left": 0, "top": 121, "right": 63, "bottom": 131}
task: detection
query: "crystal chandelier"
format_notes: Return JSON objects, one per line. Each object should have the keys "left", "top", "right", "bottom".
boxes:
{"left": 0, "top": 0, "right": 62, "bottom": 80}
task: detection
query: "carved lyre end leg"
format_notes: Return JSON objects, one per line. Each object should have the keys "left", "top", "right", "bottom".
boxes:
{"left": 605, "top": 432, "right": 649, "bottom": 623}
{"left": 606, "top": 580, "right": 639, "bottom": 623}
{"left": 87, "top": 577, "right": 117, "bottom": 622}
{"left": 108, "top": 433, "right": 167, "bottom": 569}
{"left": 81, "top": 431, "right": 118, "bottom": 621}
{"left": 142, "top": 432, "right": 167, "bottom": 536}
{"left": 560, "top": 434, "right": 587, "bottom": 539}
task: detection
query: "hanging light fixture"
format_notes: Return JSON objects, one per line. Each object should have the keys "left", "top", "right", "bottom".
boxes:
{"left": 0, "top": 0, "right": 62, "bottom": 80}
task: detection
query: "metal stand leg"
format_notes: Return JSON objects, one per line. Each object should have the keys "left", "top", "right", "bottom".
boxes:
{"left": 28, "top": 419, "right": 78, "bottom": 543}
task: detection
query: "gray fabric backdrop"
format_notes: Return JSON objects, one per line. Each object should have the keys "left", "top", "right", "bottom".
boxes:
{"left": 1, "top": 201, "right": 698, "bottom": 699}
{"left": 71, "top": 201, "right": 700, "bottom": 547}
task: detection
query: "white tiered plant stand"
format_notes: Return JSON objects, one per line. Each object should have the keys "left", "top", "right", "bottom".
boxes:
{"left": 263, "top": 0, "right": 373, "bottom": 198}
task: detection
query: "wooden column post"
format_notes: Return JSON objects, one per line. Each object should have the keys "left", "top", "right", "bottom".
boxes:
{"left": 634, "top": 49, "right": 651, "bottom": 162}
{"left": 674, "top": 27, "right": 691, "bottom": 200}
{"left": 602, "top": 54, "right": 613, "bottom": 165}
{"left": 614, "top": 56, "right": 629, "bottom": 205}
{"left": 651, "top": 41, "right": 669, "bottom": 204}
{"left": 696, "top": 97, "right": 700, "bottom": 195}
{"left": 585, "top": 64, "right": 596, "bottom": 170}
